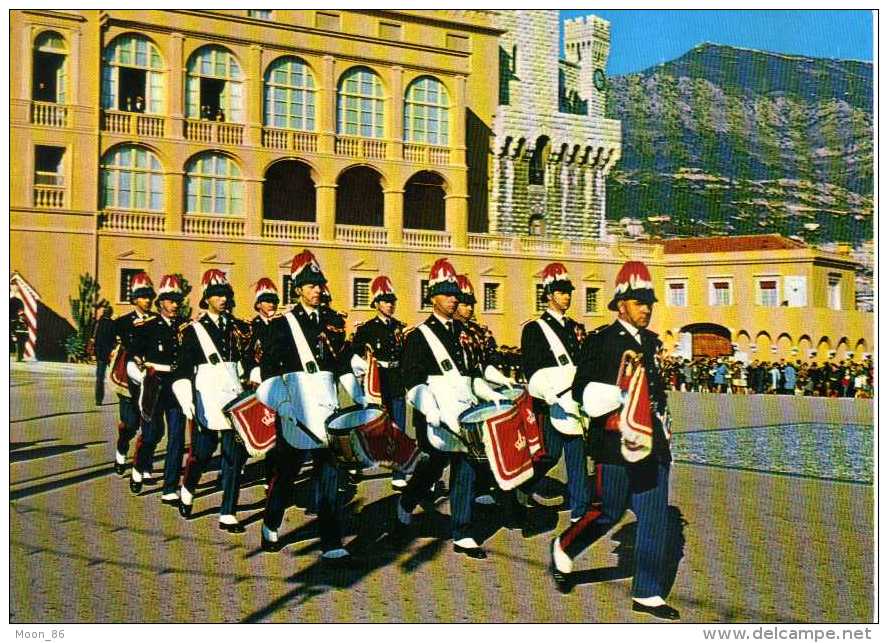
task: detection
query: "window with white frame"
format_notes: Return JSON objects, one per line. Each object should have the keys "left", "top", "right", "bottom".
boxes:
{"left": 337, "top": 67, "right": 384, "bottom": 138}
{"left": 281, "top": 275, "right": 294, "bottom": 305}
{"left": 33, "top": 31, "right": 67, "bottom": 104}
{"left": 248, "top": 10, "right": 272, "bottom": 20}
{"left": 35, "top": 146, "right": 65, "bottom": 186}
{"left": 784, "top": 275, "right": 807, "bottom": 307}
{"left": 535, "top": 284, "right": 547, "bottom": 314}
{"left": 119, "top": 268, "right": 144, "bottom": 302}
{"left": 665, "top": 280, "right": 687, "bottom": 307}
{"left": 708, "top": 278, "right": 733, "bottom": 306}
{"left": 483, "top": 282, "right": 500, "bottom": 312}
{"left": 101, "top": 145, "right": 163, "bottom": 210}
{"left": 828, "top": 274, "right": 842, "bottom": 310}
{"left": 404, "top": 76, "right": 449, "bottom": 146}
{"left": 185, "top": 45, "right": 243, "bottom": 122}
{"left": 352, "top": 277, "right": 371, "bottom": 309}
{"left": 756, "top": 277, "right": 779, "bottom": 307}
{"left": 264, "top": 56, "right": 316, "bottom": 131}
{"left": 102, "top": 34, "right": 164, "bottom": 114}
{"left": 185, "top": 153, "right": 243, "bottom": 215}
{"left": 585, "top": 286, "right": 601, "bottom": 314}
{"left": 419, "top": 279, "right": 430, "bottom": 310}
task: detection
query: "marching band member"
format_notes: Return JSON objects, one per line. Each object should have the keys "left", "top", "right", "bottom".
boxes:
{"left": 394, "top": 259, "right": 507, "bottom": 560}
{"left": 256, "top": 250, "right": 353, "bottom": 564}
{"left": 519, "top": 263, "right": 589, "bottom": 522}
{"left": 550, "top": 261, "right": 679, "bottom": 620}
{"left": 349, "top": 275, "right": 409, "bottom": 490}
{"left": 125, "top": 275, "right": 186, "bottom": 501}
{"left": 172, "top": 270, "right": 250, "bottom": 533}
{"left": 110, "top": 272, "right": 157, "bottom": 477}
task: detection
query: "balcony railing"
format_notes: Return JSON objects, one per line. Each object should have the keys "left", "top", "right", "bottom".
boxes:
{"left": 403, "top": 143, "right": 451, "bottom": 165}
{"left": 184, "top": 120, "right": 244, "bottom": 146}
{"left": 520, "top": 237, "right": 565, "bottom": 254}
{"left": 33, "top": 185, "right": 65, "bottom": 209}
{"left": 467, "top": 233, "right": 515, "bottom": 252}
{"left": 261, "top": 128, "right": 319, "bottom": 153}
{"left": 31, "top": 101, "right": 69, "bottom": 127}
{"left": 403, "top": 229, "right": 452, "bottom": 249}
{"left": 101, "top": 110, "right": 166, "bottom": 138}
{"left": 335, "top": 224, "right": 388, "bottom": 245}
{"left": 98, "top": 210, "right": 166, "bottom": 233}
{"left": 262, "top": 220, "right": 319, "bottom": 241}
{"left": 334, "top": 136, "right": 387, "bottom": 159}
{"left": 183, "top": 214, "right": 245, "bottom": 237}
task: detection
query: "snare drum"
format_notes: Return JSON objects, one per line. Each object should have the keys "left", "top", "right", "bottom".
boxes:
{"left": 325, "top": 405, "right": 387, "bottom": 469}
{"left": 224, "top": 390, "right": 277, "bottom": 458}
{"left": 496, "top": 386, "right": 525, "bottom": 403}
{"left": 458, "top": 401, "right": 516, "bottom": 463}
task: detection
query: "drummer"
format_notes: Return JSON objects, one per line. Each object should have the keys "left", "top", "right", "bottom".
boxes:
{"left": 394, "top": 259, "right": 507, "bottom": 560}
{"left": 348, "top": 275, "right": 409, "bottom": 490}
{"left": 125, "top": 274, "right": 187, "bottom": 502}
{"left": 256, "top": 250, "right": 356, "bottom": 563}
{"left": 453, "top": 274, "right": 516, "bottom": 506}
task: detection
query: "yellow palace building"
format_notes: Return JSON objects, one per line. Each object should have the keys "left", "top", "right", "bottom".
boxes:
{"left": 10, "top": 9, "right": 871, "bottom": 362}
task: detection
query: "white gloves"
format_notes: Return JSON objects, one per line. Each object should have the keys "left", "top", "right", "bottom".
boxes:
{"left": 483, "top": 364, "right": 515, "bottom": 389}
{"left": 172, "top": 379, "right": 195, "bottom": 420}
{"left": 473, "top": 377, "right": 508, "bottom": 406}
{"left": 339, "top": 373, "right": 367, "bottom": 407}
{"left": 407, "top": 384, "right": 441, "bottom": 427}
{"left": 350, "top": 354, "right": 369, "bottom": 378}
{"left": 126, "top": 361, "right": 144, "bottom": 384}
{"left": 581, "top": 381, "right": 625, "bottom": 418}
{"left": 249, "top": 366, "right": 262, "bottom": 386}
{"left": 543, "top": 389, "right": 561, "bottom": 406}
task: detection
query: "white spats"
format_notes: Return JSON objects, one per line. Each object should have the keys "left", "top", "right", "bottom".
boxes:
{"left": 453, "top": 537, "right": 480, "bottom": 549}
{"left": 131, "top": 469, "right": 142, "bottom": 483}
{"left": 552, "top": 537, "right": 573, "bottom": 574}
{"left": 115, "top": 451, "right": 126, "bottom": 465}
{"left": 474, "top": 494, "right": 496, "bottom": 505}
{"left": 219, "top": 514, "right": 239, "bottom": 526}
{"left": 391, "top": 478, "right": 408, "bottom": 490}
{"left": 633, "top": 595, "right": 666, "bottom": 607}
{"left": 179, "top": 486, "right": 193, "bottom": 506}
{"left": 160, "top": 492, "right": 179, "bottom": 502}
{"left": 261, "top": 524, "right": 278, "bottom": 543}
{"left": 321, "top": 548, "right": 349, "bottom": 559}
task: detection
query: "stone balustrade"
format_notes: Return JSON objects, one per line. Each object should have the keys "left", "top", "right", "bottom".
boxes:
{"left": 183, "top": 120, "right": 244, "bottom": 146}
{"left": 261, "top": 128, "right": 319, "bottom": 153}
{"left": 99, "top": 210, "right": 166, "bottom": 233}
{"left": 183, "top": 214, "right": 245, "bottom": 237}
{"left": 102, "top": 110, "right": 166, "bottom": 138}
{"left": 31, "top": 101, "right": 69, "bottom": 127}
{"left": 262, "top": 220, "right": 319, "bottom": 241}
{"left": 403, "top": 229, "right": 452, "bottom": 249}
{"left": 33, "top": 186, "right": 66, "bottom": 209}
{"left": 335, "top": 224, "right": 388, "bottom": 245}
{"left": 334, "top": 136, "right": 387, "bottom": 159}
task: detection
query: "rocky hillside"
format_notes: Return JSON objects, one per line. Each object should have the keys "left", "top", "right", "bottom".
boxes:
{"left": 605, "top": 43, "right": 873, "bottom": 245}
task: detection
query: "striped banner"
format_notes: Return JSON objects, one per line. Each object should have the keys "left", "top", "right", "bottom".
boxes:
{"left": 10, "top": 272, "right": 40, "bottom": 362}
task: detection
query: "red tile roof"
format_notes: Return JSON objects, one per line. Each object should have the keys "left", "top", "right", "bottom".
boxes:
{"left": 654, "top": 234, "right": 807, "bottom": 255}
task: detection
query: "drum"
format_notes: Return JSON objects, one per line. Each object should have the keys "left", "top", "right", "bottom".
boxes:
{"left": 458, "top": 400, "right": 516, "bottom": 463}
{"left": 223, "top": 390, "right": 277, "bottom": 458}
{"left": 109, "top": 345, "right": 131, "bottom": 397}
{"left": 138, "top": 367, "right": 162, "bottom": 421}
{"left": 496, "top": 385, "right": 524, "bottom": 403}
{"left": 325, "top": 405, "right": 387, "bottom": 469}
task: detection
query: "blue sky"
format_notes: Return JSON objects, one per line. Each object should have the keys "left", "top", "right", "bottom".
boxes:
{"left": 560, "top": 10, "right": 874, "bottom": 76}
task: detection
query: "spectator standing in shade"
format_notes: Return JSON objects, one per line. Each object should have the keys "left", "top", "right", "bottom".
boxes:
{"left": 93, "top": 303, "right": 116, "bottom": 405}
{"left": 782, "top": 361, "right": 797, "bottom": 395}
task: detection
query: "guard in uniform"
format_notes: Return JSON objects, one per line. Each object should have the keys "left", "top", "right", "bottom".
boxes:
{"left": 126, "top": 275, "right": 186, "bottom": 501}
{"left": 519, "top": 263, "right": 589, "bottom": 522}
{"left": 394, "top": 259, "right": 507, "bottom": 560}
{"left": 172, "top": 270, "right": 250, "bottom": 533}
{"left": 257, "top": 250, "right": 354, "bottom": 564}
{"left": 551, "top": 261, "right": 679, "bottom": 620}
{"left": 453, "top": 274, "right": 516, "bottom": 506}
{"left": 349, "top": 275, "right": 409, "bottom": 489}
{"left": 111, "top": 272, "right": 157, "bottom": 476}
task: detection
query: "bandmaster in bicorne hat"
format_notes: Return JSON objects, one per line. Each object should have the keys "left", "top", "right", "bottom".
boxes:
{"left": 607, "top": 260, "right": 657, "bottom": 311}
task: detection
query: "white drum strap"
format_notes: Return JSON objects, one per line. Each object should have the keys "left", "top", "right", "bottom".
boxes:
{"left": 284, "top": 312, "right": 320, "bottom": 374}
{"left": 418, "top": 324, "right": 464, "bottom": 384}
{"left": 537, "top": 318, "right": 573, "bottom": 367}
{"left": 192, "top": 322, "right": 241, "bottom": 389}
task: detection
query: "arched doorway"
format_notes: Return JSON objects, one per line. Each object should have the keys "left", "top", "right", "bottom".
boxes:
{"left": 680, "top": 323, "right": 733, "bottom": 358}
{"left": 798, "top": 335, "right": 813, "bottom": 361}
{"left": 816, "top": 336, "right": 832, "bottom": 362}
{"left": 836, "top": 337, "right": 850, "bottom": 361}
{"left": 264, "top": 160, "right": 316, "bottom": 222}
{"left": 755, "top": 331, "right": 773, "bottom": 360}
{"left": 403, "top": 171, "right": 445, "bottom": 230}
{"left": 777, "top": 333, "right": 793, "bottom": 360}
{"left": 336, "top": 166, "right": 383, "bottom": 226}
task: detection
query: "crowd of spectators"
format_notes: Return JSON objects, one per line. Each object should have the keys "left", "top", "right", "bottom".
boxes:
{"left": 659, "top": 356, "right": 873, "bottom": 398}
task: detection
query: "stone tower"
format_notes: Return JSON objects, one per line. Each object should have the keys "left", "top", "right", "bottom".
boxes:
{"left": 564, "top": 14, "right": 611, "bottom": 120}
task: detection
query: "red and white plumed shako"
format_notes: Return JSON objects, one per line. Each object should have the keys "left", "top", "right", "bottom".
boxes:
{"left": 540, "top": 262, "right": 574, "bottom": 298}
{"left": 455, "top": 274, "right": 476, "bottom": 305}
{"left": 371, "top": 275, "right": 397, "bottom": 304}
{"left": 129, "top": 271, "right": 156, "bottom": 301}
{"left": 253, "top": 277, "right": 280, "bottom": 309}
{"left": 156, "top": 274, "right": 184, "bottom": 302}
{"left": 290, "top": 249, "right": 327, "bottom": 288}
{"left": 608, "top": 260, "right": 657, "bottom": 311}
{"left": 426, "top": 258, "right": 460, "bottom": 301}
{"left": 199, "top": 268, "right": 234, "bottom": 309}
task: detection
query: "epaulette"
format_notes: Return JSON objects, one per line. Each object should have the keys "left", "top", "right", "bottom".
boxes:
{"left": 402, "top": 324, "right": 418, "bottom": 337}
{"left": 590, "top": 324, "right": 609, "bottom": 334}
{"left": 178, "top": 320, "right": 193, "bottom": 332}
{"left": 133, "top": 317, "right": 150, "bottom": 327}
{"left": 520, "top": 318, "right": 536, "bottom": 327}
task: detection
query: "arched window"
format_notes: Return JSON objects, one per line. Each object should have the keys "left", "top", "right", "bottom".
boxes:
{"left": 32, "top": 31, "right": 67, "bottom": 103}
{"left": 102, "top": 34, "right": 164, "bottom": 113}
{"left": 529, "top": 136, "right": 550, "bottom": 185}
{"left": 264, "top": 57, "right": 316, "bottom": 131}
{"left": 100, "top": 145, "right": 164, "bottom": 211}
{"left": 337, "top": 67, "right": 384, "bottom": 138}
{"left": 403, "top": 171, "right": 445, "bottom": 230}
{"left": 185, "top": 153, "right": 243, "bottom": 215}
{"left": 404, "top": 76, "right": 449, "bottom": 146}
{"left": 186, "top": 46, "right": 243, "bottom": 122}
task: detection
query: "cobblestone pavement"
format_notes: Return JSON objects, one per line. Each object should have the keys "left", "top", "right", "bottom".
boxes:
{"left": 9, "top": 361, "right": 874, "bottom": 623}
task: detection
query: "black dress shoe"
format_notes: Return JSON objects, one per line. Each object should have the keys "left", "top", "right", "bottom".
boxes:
{"left": 142, "top": 475, "right": 158, "bottom": 486}
{"left": 161, "top": 496, "right": 179, "bottom": 506}
{"left": 631, "top": 601, "right": 680, "bottom": 621}
{"left": 453, "top": 544, "right": 487, "bottom": 559}
{"left": 178, "top": 500, "right": 193, "bottom": 519}
{"left": 219, "top": 521, "right": 246, "bottom": 534}
{"left": 129, "top": 478, "right": 142, "bottom": 495}
{"left": 114, "top": 462, "right": 127, "bottom": 477}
